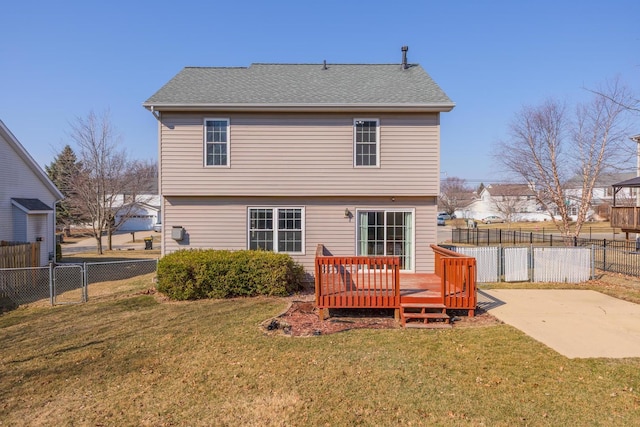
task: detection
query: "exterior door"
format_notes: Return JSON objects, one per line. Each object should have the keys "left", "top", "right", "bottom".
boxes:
{"left": 356, "top": 210, "right": 414, "bottom": 271}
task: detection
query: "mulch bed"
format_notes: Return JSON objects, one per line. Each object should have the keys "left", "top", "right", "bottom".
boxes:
{"left": 261, "top": 301, "right": 501, "bottom": 337}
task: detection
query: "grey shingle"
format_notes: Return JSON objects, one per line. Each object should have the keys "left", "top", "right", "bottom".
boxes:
{"left": 12, "top": 198, "right": 53, "bottom": 211}
{"left": 144, "top": 63, "right": 454, "bottom": 108}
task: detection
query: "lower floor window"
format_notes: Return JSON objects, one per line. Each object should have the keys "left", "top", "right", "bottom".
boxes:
{"left": 357, "top": 210, "right": 414, "bottom": 270}
{"left": 248, "top": 207, "right": 304, "bottom": 253}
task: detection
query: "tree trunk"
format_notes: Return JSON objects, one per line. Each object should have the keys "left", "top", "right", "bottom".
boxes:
{"left": 95, "top": 235, "right": 103, "bottom": 255}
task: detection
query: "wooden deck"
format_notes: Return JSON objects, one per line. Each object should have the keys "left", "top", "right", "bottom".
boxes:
{"left": 315, "top": 244, "right": 477, "bottom": 325}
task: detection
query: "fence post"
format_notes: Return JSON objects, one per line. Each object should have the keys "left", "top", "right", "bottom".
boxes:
{"left": 591, "top": 244, "right": 595, "bottom": 279}
{"left": 83, "top": 262, "right": 88, "bottom": 302}
{"left": 49, "top": 262, "right": 54, "bottom": 306}
{"left": 530, "top": 232, "right": 533, "bottom": 244}
{"left": 529, "top": 244, "right": 533, "bottom": 282}
{"left": 573, "top": 236, "right": 577, "bottom": 247}
{"left": 603, "top": 239, "right": 607, "bottom": 272}
{"left": 550, "top": 235, "right": 553, "bottom": 247}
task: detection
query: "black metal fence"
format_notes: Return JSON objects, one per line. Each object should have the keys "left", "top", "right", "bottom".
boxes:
{"left": 451, "top": 228, "right": 640, "bottom": 277}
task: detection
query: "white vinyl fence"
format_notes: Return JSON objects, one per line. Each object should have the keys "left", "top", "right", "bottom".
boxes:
{"left": 450, "top": 245, "right": 593, "bottom": 283}
{"left": 533, "top": 247, "right": 592, "bottom": 283}
{"left": 454, "top": 247, "right": 499, "bottom": 282}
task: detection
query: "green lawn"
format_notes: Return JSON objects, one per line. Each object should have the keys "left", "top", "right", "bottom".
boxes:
{"left": 1, "top": 277, "right": 639, "bottom": 425}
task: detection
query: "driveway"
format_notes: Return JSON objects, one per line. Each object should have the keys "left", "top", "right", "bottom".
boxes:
{"left": 62, "top": 230, "right": 158, "bottom": 254}
{"left": 479, "top": 289, "right": 640, "bottom": 359}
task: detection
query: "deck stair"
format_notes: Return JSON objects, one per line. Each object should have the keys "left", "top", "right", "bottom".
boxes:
{"left": 400, "top": 303, "right": 451, "bottom": 328}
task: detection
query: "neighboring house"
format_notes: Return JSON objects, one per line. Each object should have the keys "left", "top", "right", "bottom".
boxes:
{"left": 113, "top": 195, "right": 161, "bottom": 231}
{"left": 144, "top": 51, "right": 454, "bottom": 274}
{"left": 0, "top": 120, "right": 64, "bottom": 266}
{"left": 460, "top": 184, "right": 545, "bottom": 222}
{"left": 564, "top": 172, "right": 635, "bottom": 220}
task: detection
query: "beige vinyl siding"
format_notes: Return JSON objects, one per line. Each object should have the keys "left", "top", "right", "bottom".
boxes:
{"left": 160, "top": 113, "right": 440, "bottom": 197}
{"left": 162, "top": 196, "right": 437, "bottom": 274}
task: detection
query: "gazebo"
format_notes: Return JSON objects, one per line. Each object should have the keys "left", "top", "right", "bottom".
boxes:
{"left": 610, "top": 176, "right": 640, "bottom": 237}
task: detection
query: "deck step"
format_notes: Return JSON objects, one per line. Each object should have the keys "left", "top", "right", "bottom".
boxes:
{"left": 399, "top": 302, "right": 451, "bottom": 328}
{"left": 402, "top": 312, "right": 450, "bottom": 320}
{"left": 401, "top": 303, "right": 446, "bottom": 309}
{"left": 405, "top": 323, "right": 452, "bottom": 329}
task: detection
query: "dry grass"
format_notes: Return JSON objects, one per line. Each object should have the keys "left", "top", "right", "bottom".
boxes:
{"left": 2, "top": 276, "right": 640, "bottom": 425}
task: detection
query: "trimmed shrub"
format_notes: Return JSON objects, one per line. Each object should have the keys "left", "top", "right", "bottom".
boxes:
{"left": 156, "top": 249, "right": 305, "bottom": 300}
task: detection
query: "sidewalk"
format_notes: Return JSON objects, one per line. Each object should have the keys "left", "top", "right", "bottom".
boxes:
{"left": 62, "top": 230, "right": 158, "bottom": 254}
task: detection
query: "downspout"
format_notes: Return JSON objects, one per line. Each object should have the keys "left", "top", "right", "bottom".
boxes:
{"left": 53, "top": 199, "right": 63, "bottom": 263}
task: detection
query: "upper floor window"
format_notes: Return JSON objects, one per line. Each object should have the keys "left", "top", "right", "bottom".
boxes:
{"left": 354, "top": 119, "right": 379, "bottom": 167}
{"left": 204, "top": 118, "right": 229, "bottom": 167}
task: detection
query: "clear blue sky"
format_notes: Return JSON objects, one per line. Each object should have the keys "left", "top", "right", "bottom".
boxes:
{"left": 1, "top": 0, "right": 638, "bottom": 185}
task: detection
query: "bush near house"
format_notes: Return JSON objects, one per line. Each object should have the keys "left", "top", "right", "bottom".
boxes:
{"left": 157, "top": 249, "right": 305, "bottom": 300}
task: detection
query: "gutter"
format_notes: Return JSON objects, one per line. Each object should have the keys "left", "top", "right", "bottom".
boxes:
{"left": 142, "top": 102, "right": 456, "bottom": 113}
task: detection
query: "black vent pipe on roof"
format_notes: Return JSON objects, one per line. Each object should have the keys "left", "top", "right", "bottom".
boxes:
{"left": 322, "top": 59, "right": 327, "bottom": 70}
{"left": 401, "top": 46, "right": 408, "bottom": 69}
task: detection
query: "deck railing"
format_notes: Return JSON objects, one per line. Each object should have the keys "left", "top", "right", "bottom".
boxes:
{"left": 315, "top": 244, "right": 400, "bottom": 314}
{"left": 431, "top": 244, "right": 477, "bottom": 315}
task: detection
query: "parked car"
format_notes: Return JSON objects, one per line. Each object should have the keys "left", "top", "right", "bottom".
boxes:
{"left": 437, "top": 215, "right": 446, "bottom": 226}
{"left": 482, "top": 215, "right": 505, "bottom": 224}
{"left": 437, "top": 212, "right": 452, "bottom": 220}
{"left": 153, "top": 223, "right": 162, "bottom": 232}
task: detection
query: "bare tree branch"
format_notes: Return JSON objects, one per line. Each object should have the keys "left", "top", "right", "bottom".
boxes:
{"left": 65, "top": 110, "right": 157, "bottom": 254}
{"left": 494, "top": 79, "right": 635, "bottom": 242}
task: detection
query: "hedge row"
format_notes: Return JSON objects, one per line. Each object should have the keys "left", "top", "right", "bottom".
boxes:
{"left": 156, "top": 249, "right": 305, "bottom": 300}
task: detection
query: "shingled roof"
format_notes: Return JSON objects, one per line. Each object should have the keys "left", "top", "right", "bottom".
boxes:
{"left": 144, "top": 63, "right": 454, "bottom": 112}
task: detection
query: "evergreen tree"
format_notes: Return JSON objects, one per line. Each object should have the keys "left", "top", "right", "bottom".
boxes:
{"left": 46, "top": 145, "right": 81, "bottom": 230}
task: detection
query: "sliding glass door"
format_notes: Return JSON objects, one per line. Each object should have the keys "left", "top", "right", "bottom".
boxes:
{"left": 357, "top": 210, "right": 414, "bottom": 270}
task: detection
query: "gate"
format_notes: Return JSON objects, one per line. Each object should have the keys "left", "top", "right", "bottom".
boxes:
{"left": 53, "top": 264, "right": 86, "bottom": 305}
{"left": 504, "top": 247, "right": 529, "bottom": 281}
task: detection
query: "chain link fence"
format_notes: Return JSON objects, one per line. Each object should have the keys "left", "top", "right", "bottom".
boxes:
{"left": 0, "top": 266, "right": 51, "bottom": 306}
{"left": 0, "top": 259, "right": 158, "bottom": 308}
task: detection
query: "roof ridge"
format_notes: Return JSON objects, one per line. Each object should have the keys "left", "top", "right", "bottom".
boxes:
{"left": 184, "top": 66, "right": 248, "bottom": 69}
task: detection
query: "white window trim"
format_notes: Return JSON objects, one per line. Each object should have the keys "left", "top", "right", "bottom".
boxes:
{"left": 353, "top": 118, "right": 380, "bottom": 168}
{"left": 354, "top": 208, "right": 416, "bottom": 273}
{"left": 203, "top": 118, "right": 230, "bottom": 168}
{"left": 246, "top": 206, "right": 306, "bottom": 255}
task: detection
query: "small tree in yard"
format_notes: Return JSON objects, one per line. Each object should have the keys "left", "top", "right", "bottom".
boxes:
{"left": 495, "top": 78, "right": 634, "bottom": 243}
{"left": 66, "top": 110, "right": 156, "bottom": 254}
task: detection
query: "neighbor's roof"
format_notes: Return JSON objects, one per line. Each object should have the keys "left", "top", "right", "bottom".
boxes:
{"left": 484, "top": 184, "right": 536, "bottom": 197}
{"left": 11, "top": 198, "right": 54, "bottom": 213}
{"left": 144, "top": 63, "right": 454, "bottom": 112}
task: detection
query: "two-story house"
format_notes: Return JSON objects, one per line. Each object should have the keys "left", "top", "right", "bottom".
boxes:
{"left": 460, "top": 184, "right": 546, "bottom": 222}
{"left": 144, "top": 51, "right": 454, "bottom": 275}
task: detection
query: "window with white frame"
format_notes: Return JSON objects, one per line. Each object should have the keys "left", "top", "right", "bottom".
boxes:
{"left": 204, "top": 118, "right": 229, "bottom": 166}
{"left": 354, "top": 119, "right": 379, "bottom": 167}
{"left": 248, "top": 207, "right": 304, "bottom": 253}
{"left": 356, "top": 209, "right": 414, "bottom": 270}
